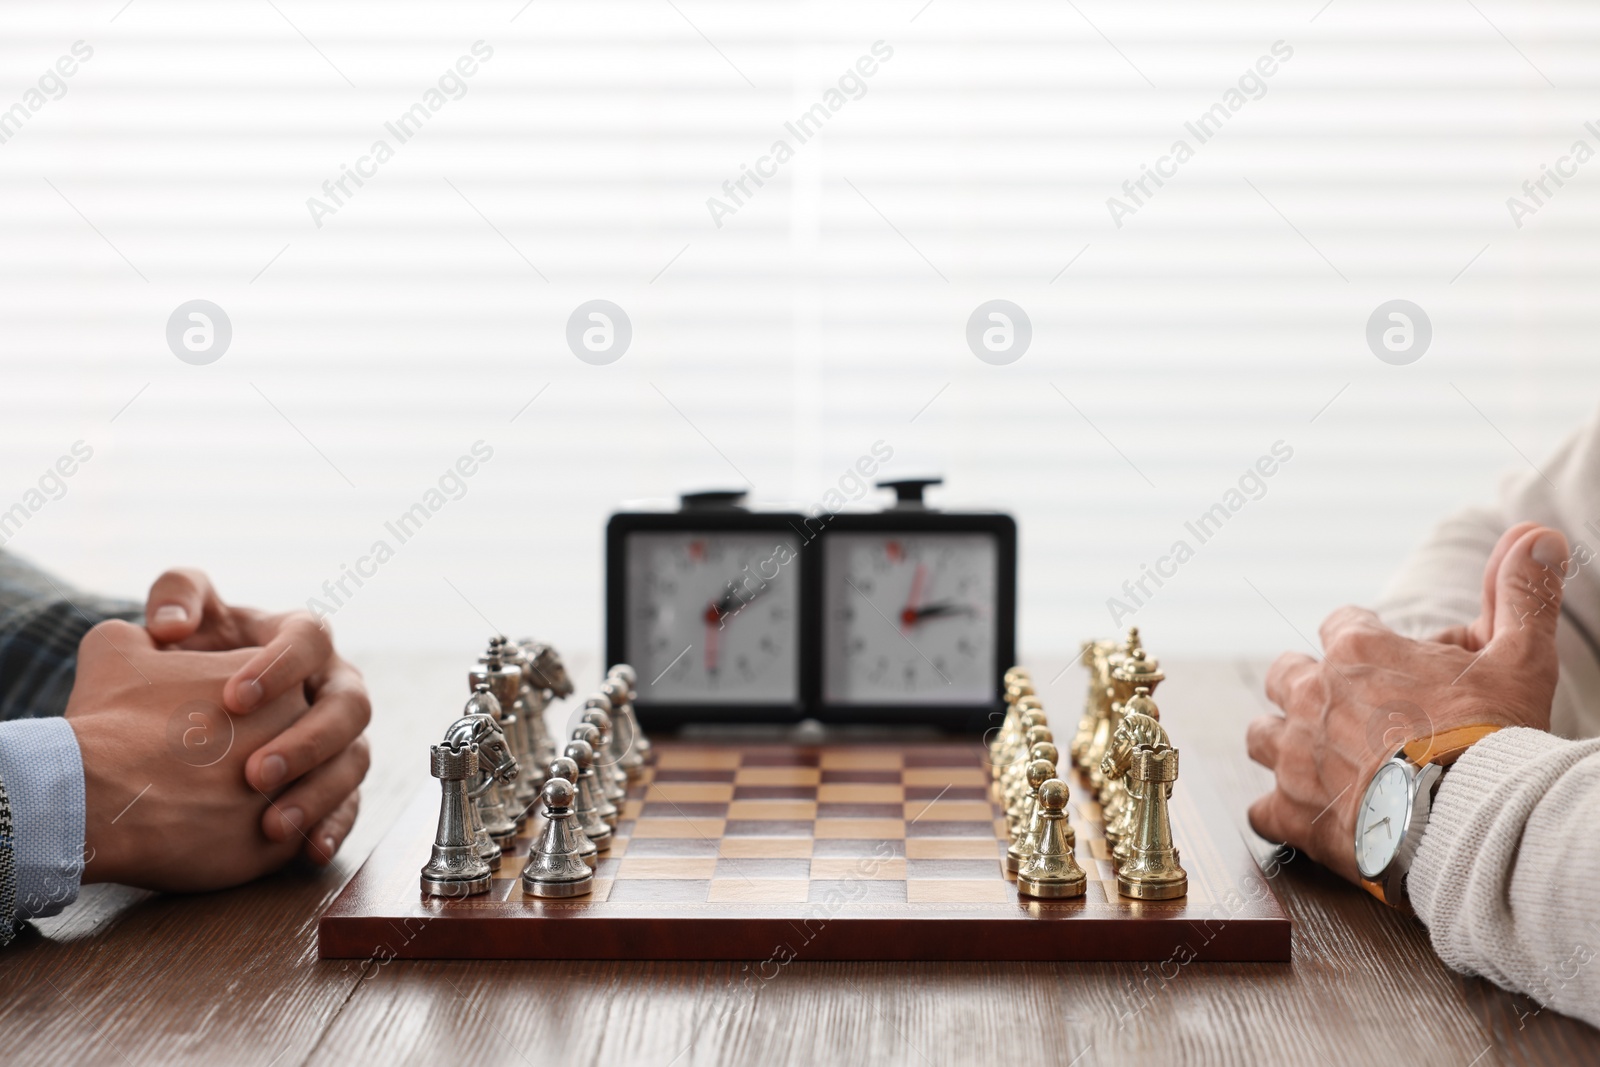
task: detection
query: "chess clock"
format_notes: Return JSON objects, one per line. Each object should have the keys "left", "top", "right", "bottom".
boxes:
{"left": 606, "top": 491, "right": 813, "bottom": 728}
{"left": 606, "top": 479, "right": 1015, "bottom": 732}
{"left": 814, "top": 478, "right": 1015, "bottom": 730}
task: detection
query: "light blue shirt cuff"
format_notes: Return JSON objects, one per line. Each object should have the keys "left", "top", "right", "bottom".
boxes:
{"left": 0, "top": 717, "right": 86, "bottom": 919}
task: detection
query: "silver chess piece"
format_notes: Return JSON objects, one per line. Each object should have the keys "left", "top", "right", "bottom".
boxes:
{"left": 546, "top": 756, "right": 598, "bottom": 868}
{"left": 484, "top": 638, "right": 542, "bottom": 818}
{"left": 572, "top": 724, "right": 619, "bottom": 830}
{"left": 601, "top": 674, "right": 648, "bottom": 778}
{"left": 420, "top": 738, "right": 493, "bottom": 897}
{"left": 444, "top": 696, "right": 519, "bottom": 864}
{"left": 608, "top": 662, "right": 649, "bottom": 758}
{"left": 470, "top": 653, "right": 527, "bottom": 831}
{"left": 580, "top": 706, "right": 628, "bottom": 807}
{"left": 519, "top": 638, "right": 574, "bottom": 767}
{"left": 565, "top": 739, "right": 613, "bottom": 849}
{"left": 520, "top": 777, "right": 596, "bottom": 898}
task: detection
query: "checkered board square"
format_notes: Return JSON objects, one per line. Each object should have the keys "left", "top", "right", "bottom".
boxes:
{"left": 320, "top": 741, "right": 1291, "bottom": 962}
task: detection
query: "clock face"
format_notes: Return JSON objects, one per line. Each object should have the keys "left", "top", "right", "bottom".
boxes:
{"left": 1356, "top": 762, "right": 1412, "bottom": 878}
{"left": 624, "top": 531, "right": 800, "bottom": 704}
{"left": 822, "top": 532, "right": 997, "bottom": 705}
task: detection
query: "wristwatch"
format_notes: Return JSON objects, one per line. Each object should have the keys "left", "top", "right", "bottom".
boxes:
{"left": 1354, "top": 723, "right": 1504, "bottom": 907}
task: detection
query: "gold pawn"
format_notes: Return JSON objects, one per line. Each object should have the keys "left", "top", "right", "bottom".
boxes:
{"left": 1017, "top": 779, "right": 1087, "bottom": 899}
{"left": 1007, "top": 758, "right": 1055, "bottom": 872}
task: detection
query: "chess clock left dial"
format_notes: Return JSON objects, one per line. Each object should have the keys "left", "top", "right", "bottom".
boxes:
{"left": 622, "top": 530, "right": 803, "bottom": 706}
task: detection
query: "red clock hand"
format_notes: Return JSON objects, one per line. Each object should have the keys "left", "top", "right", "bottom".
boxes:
{"left": 900, "top": 562, "right": 927, "bottom": 629}
{"left": 703, "top": 602, "right": 721, "bottom": 673}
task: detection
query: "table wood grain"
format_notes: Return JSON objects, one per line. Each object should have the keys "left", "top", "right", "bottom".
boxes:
{"left": 1, "top": 655, "right": 1594, "bottom": 1066}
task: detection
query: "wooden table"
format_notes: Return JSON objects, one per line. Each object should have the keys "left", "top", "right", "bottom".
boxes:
{"left": 1, "top": 656, "right": 1594, "bottom": 1066}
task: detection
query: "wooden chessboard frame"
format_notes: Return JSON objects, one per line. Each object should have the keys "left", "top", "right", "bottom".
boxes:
{"left": 319, "top": 740, "right": 1290, "bottom": 962}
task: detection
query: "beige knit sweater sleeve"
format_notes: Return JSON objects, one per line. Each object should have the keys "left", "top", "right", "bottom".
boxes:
{"left": 1374, "top": 406, "right": 1600, "bottom": 1025}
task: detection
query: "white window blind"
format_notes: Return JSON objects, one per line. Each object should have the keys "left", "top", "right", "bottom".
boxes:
{"left": 2, "top": 2, "right": 1596, "bottom": 660}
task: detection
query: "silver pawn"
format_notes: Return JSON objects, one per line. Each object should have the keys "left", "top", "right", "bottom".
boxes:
{"left": 601, "top": 676, "right": 647, "bottom": 779}
{"left": 581, "top": 706, "right": 628, "bottom": 807}
{"left": 608, "top": 664, "right": 650, "bottom": 762}
{"left": 521, "top": 777, "right": 596, "bottom": 898}
{"left": 546, "top": 756, "right": 598, "bottom": 868}
{"left": 565, "top": 739, "right": 613, "bottom": 850}
{"left": 420, "top": 738, "right": 492, "bottom": 897}
{"left": 572, "top": 725, "right": 619, "bottom": 830}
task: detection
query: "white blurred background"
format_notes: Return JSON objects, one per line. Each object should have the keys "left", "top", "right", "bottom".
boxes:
{"left": 3, "top": 1, "right": 1598, "bottom": 661}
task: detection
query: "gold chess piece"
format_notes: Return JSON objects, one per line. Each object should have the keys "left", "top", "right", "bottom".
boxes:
{"left": 1070, "top": 638, "right": 1119, "bottom": 771}
{"left": 1100, "top": 687, "right": 1167, "bottom": 859}
{"left": 1007, "top": 758, "right": 1055, "bottom": 872}
{"left": 1115, "top": 743, "right": 1187, "bottom": 900}
{"left": 1087, "top": 644, "right": 1164, "bottom": 798}
{"left": 1079, "top": 627, "right": 1142, "bottom": 777}
{"left": 1001, "top": 711, "right": 1046, "bottom": 795}
{"left": 991, "top": 686, "right": 1036, "bottom": 780}
{"left": 1005, "top": 724, "right": 1051, "bottom": 818}
{"left": 1017, "top": 779, "right": 1087, "bottom": 899}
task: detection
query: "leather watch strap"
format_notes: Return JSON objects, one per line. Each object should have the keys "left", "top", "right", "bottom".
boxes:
{"left": 1400, "top": 723, "right": 1504, "bottom": 768}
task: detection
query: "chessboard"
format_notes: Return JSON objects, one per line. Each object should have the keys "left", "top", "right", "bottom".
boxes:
{"left": 319, "top": 739, "right": 1290, "bottom": 962}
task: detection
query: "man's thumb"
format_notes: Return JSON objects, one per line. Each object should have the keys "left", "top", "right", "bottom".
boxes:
{"left": 1490, "top": 526, "right": 1570, "bottom": 653}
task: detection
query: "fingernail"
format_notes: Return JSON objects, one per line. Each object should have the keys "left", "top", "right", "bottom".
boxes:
{"left": 322, "top": 835, "right": 338, "bottom": 856}
{"left": 280, "top": 807, "right": 304, "bottom": 834}
{"left": 260, "top": 754, "right": 287, "bottom": 788}
{"left": 236, "top": 678, "right": 263, "bottom": 712}
{"left": 1532, "top": 531, "right": 1568, "bottom": 570}
{"left": 151, "top": 604, "right": 188, "bottom": 627}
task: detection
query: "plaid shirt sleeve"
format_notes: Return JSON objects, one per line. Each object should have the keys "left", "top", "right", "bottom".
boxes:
{"left": 0, "top": 550, "right": 143, "bottom": 723}
{"left": 0, "top": 550, "right": 140, "bottom": 946}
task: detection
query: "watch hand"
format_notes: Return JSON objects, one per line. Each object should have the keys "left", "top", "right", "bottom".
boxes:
{"left": 1363, "top": 816, "right": 1391, "bottom": 838}
{"left": 711, "top": 576, "right": 769, "bottom": 620}
{"left": 703, "top": 603, "right": 721, "bottom": 674}
{"left": 899, "top": 562, "right": 928, "bottom": 629}
{"left": 904, "top": 602, "right": 975, "bottom": 623}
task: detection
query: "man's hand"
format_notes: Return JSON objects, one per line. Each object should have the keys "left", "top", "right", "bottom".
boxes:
{"left": 142, "top": 569, "right": 369, "bottom": 864}
{"left": 66, "top": 621, "right": 370, "bottom": 891}
{"left": 1246, "top": 524, "right": 1569, "bottom": 883}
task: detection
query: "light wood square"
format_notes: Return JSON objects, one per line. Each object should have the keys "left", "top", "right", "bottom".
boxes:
{"left": 607, "top": 837, "right": 629, "bottom": 859}
{"left": 588, "top": 877, "right": 614, "bottom": 902}
{"left": 617, "top": 857, "right": 718, "bottom": 879}
{"left": 707, "top": 879, "right": 812, "bottom": 903}
{"left": 902, "top": 768, "right": 987, "bottom": 787}
{"left": 646, "top": 783, "right": 735, "bottom": 804}
{"left": 498, "top": 854, "right": 528, "bottom": 878}
{"left": 717, "top": 837, "right": 813, "bottom": 859}
{"left": 809, "top": 857, "right": 906, "bottom": 880}
{"left": 621, "top": 799, "right": 645, "bottom": 820}
{"left": 818, "top": 784, "right": 904, "bottom": 804}
{"left": 906, "top": 880, "right": 1012, "bottom": 904}
{"left": 907, "top": 839, "right": 1001, "bottom": 860}
{"left": 905, "top": 799, "right": 994, "bottom": 822}
{"left": 734, "top": 767, "right": 822, "bottom": 786}
{"left": 727, "top": 799, "right": 818, "bottom": 820}
{"left": 814, "top": 818, "right": 905, "bottom": 840}
{"left": 655, "top": 749, "right": 742, "bottom": 770}
{"left": 819, "top": 750, "right": 903, "bottom": 770}
{"left": 631, "top": 817, "right": 726, "bottom": 839}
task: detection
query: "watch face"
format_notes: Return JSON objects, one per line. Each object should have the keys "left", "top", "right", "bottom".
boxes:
{"left": 624, "top": 531, "right": 800, "bottom": 704}
{"left": 822, "top": 532, "right": 997, "bottom": 705}
{"left": 1356, "top": 761, "right": 1413, "bottom": 879}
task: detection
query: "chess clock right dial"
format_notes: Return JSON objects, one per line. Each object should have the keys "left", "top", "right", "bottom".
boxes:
{"left": 818, "top": 479, "right": 1016, "bottom": 728}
